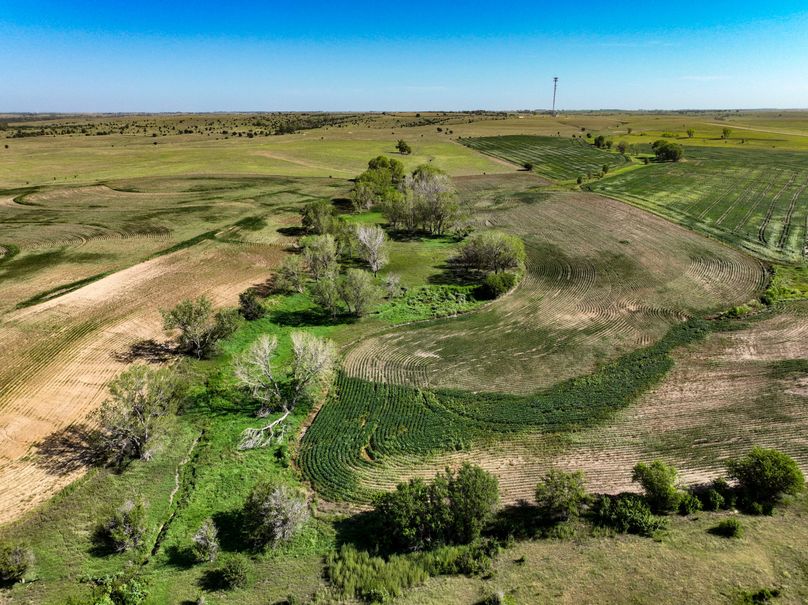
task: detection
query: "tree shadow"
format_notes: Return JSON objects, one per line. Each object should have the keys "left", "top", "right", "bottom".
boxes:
{"left": 487, "top": 501, "right": 561, "bottom": 541}
{"left": 249, "top": 277, "right": 276, "bottom": 298}
{"left": 333, "top": 510, "right": 384, "bottom": 553}
{"left": 277, "top": 226, "right": 305, "bottom": 237}
{"left": 32, "top": 424, "right": 104, "bottom": 476}
{"left": 212, "top": 509, "right": 248, "bottom": 553}
{"left": 89, "top": 523, "right": 119, "bottom": 557}
{"left": 331, "top": 197, "right": 353, "bottom": 212}
{"left": 113, "top": 339, "right": 176, "bottom": 364}
{"left": 164, "top": 543, "right": 198, "bottom": 569}
{"left": 198, "top": 568, "right": 227, "bottom": 591}
{"left": 426, "top": 260, "right": 483, "bottom": 287}
{"left": 267, "top": 307, "right": 355, "bottom": 328}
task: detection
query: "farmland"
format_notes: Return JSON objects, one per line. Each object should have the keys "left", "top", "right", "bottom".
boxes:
{"left": 0, "top": 111, "right": 807, "bottom": 605}
{"left": 461, "top": 135, "right": 630, "bottom": 180}
{"left": 592, "top": 146, "right": 808, "bottom": 262}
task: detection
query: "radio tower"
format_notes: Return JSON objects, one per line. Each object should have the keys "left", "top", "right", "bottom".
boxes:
{"left": 551, "top": 77, "right": 559, "bottom": 116}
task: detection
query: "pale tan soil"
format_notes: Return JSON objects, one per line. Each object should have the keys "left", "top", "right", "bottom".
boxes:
{"left": 0, "top": 240, "right": 285, "bottom": 523}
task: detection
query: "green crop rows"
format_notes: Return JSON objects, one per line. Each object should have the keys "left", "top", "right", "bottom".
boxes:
{"left": 591, "top": 146, "right": 808, "bottom": 262}
{"left": 461, "top": 135, "right": 629, "bottom": 180}
{"left": 300, "top": 319, "right": 715, "bottom": 502}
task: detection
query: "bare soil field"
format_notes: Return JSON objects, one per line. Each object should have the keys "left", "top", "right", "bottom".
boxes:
{"left": 0, "top": 239, "right": 286, "bottom": 523}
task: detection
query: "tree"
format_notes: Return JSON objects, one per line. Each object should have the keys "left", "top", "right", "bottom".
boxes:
{"left": 593, "top": 135, "right": 606, "bottom": 148}
{"left": 534, "top": 469, "right": 589, "bottom": 522}
{"left": 616, "top": 140, "right": 629, "bottom": 154}
{"left": 396, "top": 139, "right": 412, "bottom": 154}
{"left": 192, "top": 519, "right": 220, "bottom": 563}
{"left": 722, "top": 127, "right": 733, "bottom": 139}
{"left": 101, "top": 499, "right": 147, "bottom": 553}
{"left": 237, "top": 332, "right": 336, "bottom": 449}
{"left": 238, "top": 288, "right": 265, "bottom": 320}
{"left": 94, "top": 365, "right": 178, "bottom": 465}
{"left": 274, "top": 254, "right": 307, "bottom": 293}
{"left": 214, "top": 553, "right": 251, "bottom": 590}
{"left": 632, "top": 460, "right": 681, "bottom": 514}
{"left": 404, "top": 166, "right": 462, "bottom": 235}
{"left": 340, "top": 268, "right": 379, "bottom": 317}
{"left": 0, "top": 543, "right": 33, "bottom": 586}
{"left": 373, "top": 463, "right": 499, "bottom": 551}
{"left": 651, "top": 139, "right": 684, "bottom": 162}
{"left": 385, "top": 273, "right": 403, "bottom": 299}
{"left": 356, "top": 224, "right": 389, "bottom": 275}
{"left": 302, "top": 234, "right": 338, "bottom": 279}
{"left": 455, "top": 231, "right": 526, "bottom": 274}
{"left": 350, "top": 181, "right": 376, "bottom": 213}
{"left": 446, "top": 463, "right": 500, "bottom": 544}
{"left": 301, "top": 200, "right": 337, "bottom": 235}
{"left": 243, "top": 483, "right": 310, "bottom": 549}
{"left": 686, "top": 128, "right": 696, "bottom": 138}
{"left": 309, "top": 270, "right": 341, "bottom": 317}
{"left": 727, "top": 447, "right": 805, "bottom": 507}
{"left": 162, "top": 297, "right": 239, "bottom": 358}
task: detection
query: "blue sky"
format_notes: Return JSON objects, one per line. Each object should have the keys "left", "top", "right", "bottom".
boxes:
{"left": 1, "top": 1, "right": 807, "bottom": 111}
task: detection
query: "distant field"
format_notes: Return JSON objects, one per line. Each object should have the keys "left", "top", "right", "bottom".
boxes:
{"left": 460, "top": 135, "right": 629, "bottom": 180}
{"left": 592, "top": 146, "right": 808, "bottom": 262}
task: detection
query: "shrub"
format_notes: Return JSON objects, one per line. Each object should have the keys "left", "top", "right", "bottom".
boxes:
{"left": 243, "top": 483, "right": 310, "bottom": 549}
{"left": 162, "top": 297, "right": 238, "bottom": 358}
{"left": 216, "top": 553, "right": 251, "bottom": 590}
{"left": 192, "top": 519, "right": 220, "bottom": 563}
{"left": 701, "top": 488, "right": 726, "bottom": 511}
{"left": 727, "top": 447, "right": 805, "bottom": 509}
{"left": 651, "top": 139, "right": 683, "bottom": 162}
{"left": 0, "top": 543, "right": 33, "bottom": 585}
{"left": 590, "top": 493, "right": 667, "bottom": 537}
{"left": 678, "top": 492, "right": 703, "bottom": 515}
{"left": 274, "top": 255, "right": 307, "bottom": 293}
{"left": 100, "top": 500, "right": 147, "bottom": 553}
{"left": 534, "top": 469, "right": 588, "bottom": 522}
{"left": 238, "top": 288, "right": 265, "bottom": 320}
{"left": 455, "top": 231, "right": 526, "bottom": 274}
{"left": 396, "top": 139, "right": 412, "bottom": 155}
{"left": 522, "top": 162, "right": 533, "bottom": 171}
{"left": 84, "top": 571, "right": 149, "bottom": 604}
{"left": 326, "top": 545, "right": 428, "bottom": 603}
{"left": 736, "top": 587, "right": 781, "bottom": 604}
{"left": 480, "top": 271, "right": 517, "bottom": 299}
{"left": 340, "top": 268, "right": 380, "bottom": 317}
{"left": 632, "top": 460, "right": 682, "bottom": 513}
{"left": 711, "top": 517, "right": 743, "bottom": 538}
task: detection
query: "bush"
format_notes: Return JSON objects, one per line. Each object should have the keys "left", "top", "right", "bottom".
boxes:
{"left": 534, "top": 469, "right": 589, "bottom": 522}
{"left": 373, "top": 463, "right": 499, "bottom": 552}
{"left": 632, "top": 460, "right": 682, "bottom": 513}
{"left": 479, "top": 271, "right": 518, "bottom": 299}
{"left": 100, "top": 500, "right": 147, "bottom": 553}
{"left": 590, "top": 494, "right": 667, "bottom": 537}
{"left": 678, "top": 492, "right": 702, "bottom": 515}
{"left": 651, "top": 139, "right": 684, "bottom": 162}
{"left": 215, "top": 553, "right": 251, "bottom": 590}
{"left": 162, "top": 297, "right": 238, "bottom": 358}
{"left": 0, "top": 543, "right": 33, "bottom": 585}
{"left": 727, "top": 447, "right": 805, "bottom": 509}
{"left": 522, "top": 162, "right": 533, "bottom": 171}
{"left": 192, "top": 519, "right": 220, "bottom": 563}
{"left": 326, "top": 545, "right": 428, "bottom": 603}
{"left": 711, "top": 517, "right": 743, "bottom": 538}
{"left": 238, "top": 288, "right": 265, "bottom": 320}
{"left": 456, "top": 231, "right": 526, "bottom": 274}
{"left": 243, "top": 483, "right": 310, "bottom": 549}
{"left": 84, "top": 571, "right": 149, "bottom": 604}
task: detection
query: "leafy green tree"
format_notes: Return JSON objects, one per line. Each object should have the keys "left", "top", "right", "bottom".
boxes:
{"left": 215, "top": 553, "right": 251, "bottom": 590}
{"left": 340, "top": 268, "right": 379, "bottom": 316}
{"left": 238, "top": 288, "right": 264, "bottom": 320}
{"left": 651, "top": 139, "right": 684, "bottom": 162}
{"left": 686, "top": 128, "right": 696, "bottom": 138}
{"left": 0, "top": 543, "right": 33, "bottom": 586}
{"left": 94, "top": 365, "right": 178, "bottom": 465}
{"left": 301, "top": 200, "right": 338, "bottom": 234}
{"left": 350, "top": 181, "right": 376, "bottom": 212}
{"left": 402, "top": 165, "right": 462, "bottom": 235}
{"left": 447, "top": 463, "right": 500, "bottom": 544}
{"left": 456, "top": 231, "right": 526, "bottom": 274}
{"left": 243, "top": 483, "right": 310, "bottom": 549}
{"left": 396, "top": 139, "right": 412, "bottom": 154}
{"left": 309, "top": 270, "right": 341, "bottom": 317}
{"left": 722, "top": 127, "right": 733, "bottom": 139}
{"left": 162, "top": 297, "right": 238, "bottom": 358}
{"left": 727, "top": 447, "right": 805, "bottom": 507}
{"left": 617, "top": 140, "right": 629, "bottom": 154}
{"left": 535, "top": 469, "right": 589, "bottom": 521}
{"left": 632, "top": 460, "right": 681, "bottom": 514}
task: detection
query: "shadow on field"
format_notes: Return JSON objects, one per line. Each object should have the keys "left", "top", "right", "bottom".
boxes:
{"left": 164, "top": 543, "right": 197, "bottom": 569}
{"left": 113, "top": 339, "right": 176, "bottom": 364}
{"left": 33, "top": 424, "right": 104, "bottom": 476}
{"left": 268, "top": 307, "right": 356, "bottom": 328}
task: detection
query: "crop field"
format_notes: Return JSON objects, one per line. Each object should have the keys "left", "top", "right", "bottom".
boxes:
{"left": 343, "top": 185, "right": 764, "bottom": 395}
{"left": 592, "top": 146, "right": 808, "bottom": 262}
{"left": 460, "top": 135, "right": 630, "bottom": 180}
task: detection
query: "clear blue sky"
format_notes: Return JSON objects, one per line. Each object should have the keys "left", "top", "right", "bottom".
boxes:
{"left": 1, "top": 1, "right": 807, "bottom": 111}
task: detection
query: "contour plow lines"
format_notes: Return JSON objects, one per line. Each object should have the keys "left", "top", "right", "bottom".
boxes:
{"left": 695, "top": 169, "right": 761, "bottom": 222}
{"left": 730, "top": 169, "right": 781, "bottom": 234}
{"left": 714, "top": 168, "right": 776, "bottom": 228}
{"left": 776, "top": 174, "right": 808, "bottom": 251}
{"left": 758, "top": 174, "right": 796, "bottom": 246}
{"left": 0, "top": 241, "right": 287, "bottom": 523}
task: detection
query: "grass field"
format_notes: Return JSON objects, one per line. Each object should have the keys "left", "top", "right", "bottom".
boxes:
{"left": 460, "top": 135, "right": 630, "bottom": 180}
{"left": 591, "top": 146, "right": 808, "bottom": 263}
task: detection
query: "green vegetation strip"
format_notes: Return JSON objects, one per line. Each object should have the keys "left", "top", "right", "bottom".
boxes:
{"left": 14, "top": 271, "right": 113, "bottom": 309}
{"left": 300, "top": 318, "right": 719, "bottom": 502}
